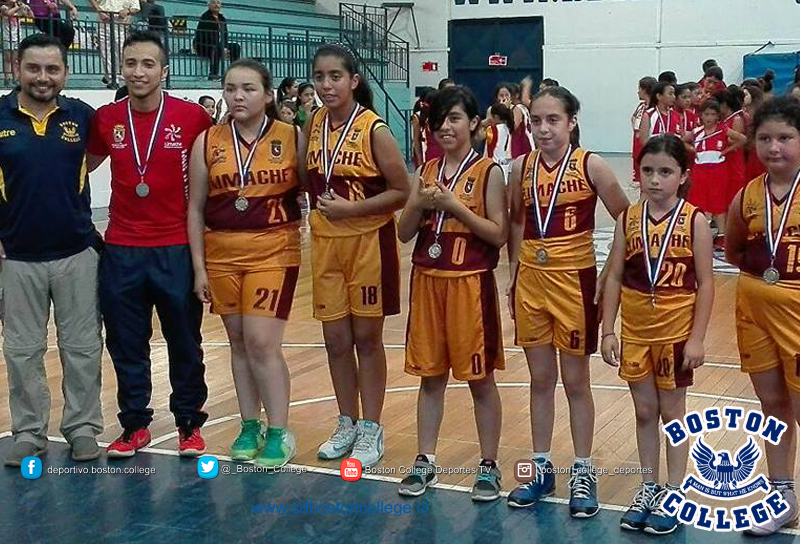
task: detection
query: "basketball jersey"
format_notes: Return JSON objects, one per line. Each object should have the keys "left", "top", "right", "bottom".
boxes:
{"left": 519, "top": 148, "right": 598, "bottom": 270}
{"left": 306, "top": 106, "right": 393, "bottom": 237}
{"left": 693, "top": 125, "right": 727, "bottom": 165}
{"left": 646, "top": 107, "right": 682, "bottom": 138}
{"left": 412, "top": 157, "right": 500, "bottom": 276}
{"left": 676, "top": 108, "right": 697, "bottom": 133}
{"left": 204, "top": 118, "right": 301, "bottom": 272}
{"left": 511, "top": 103, "right": 534, "bottom": 158}
{"left": 621, "top": 201, "right": 699, "bottom": 343}
{"left": 486, "top": 124, "right": 511, "bottom": 169}
{"left": 632, "top": 101, "right": 647, "bottom": 131}
{"left": 739, "top": 174, "right": 800, "bottom": 290}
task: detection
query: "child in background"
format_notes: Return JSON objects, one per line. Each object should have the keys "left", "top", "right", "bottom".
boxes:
{"left": 603, "top": 134, "right": 713, "bottom": 535}
{"left": 632, "top": 77, "right": 657, "bottom": 186}
{"left": 482, "top": 102, "right": 514, "bottom": 184}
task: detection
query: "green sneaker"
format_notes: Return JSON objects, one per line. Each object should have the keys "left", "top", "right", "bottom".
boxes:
{"left": 256, "top": 427, "right": 296, "bottom": 469}
{"left": 230, "top": 419, "right": 266, "bottom": 461}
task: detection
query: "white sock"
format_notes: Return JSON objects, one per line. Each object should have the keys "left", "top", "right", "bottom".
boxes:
{"left": 574, "top": 456, "right": 592, "bottom": 466}
{"left": 533, "top": 451, "right": 551, "bottom": 464}
{"left": 423, "top": 453, "right": 436, "bottom": 464}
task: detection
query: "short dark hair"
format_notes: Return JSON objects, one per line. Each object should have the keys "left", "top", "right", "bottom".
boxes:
{"left": 438, "top": 77, "right": 455, "bottom": 90}
{"left": 18, "top": 33, "right": 67, "bottom": 67}
{"left": 638, "top": 76, "right": 657, "bottom": 95}
{"left": 428, "top": 85, "right": 479, "bottom": 134}
{"left": 753, "top": 96, "right": 800, "bottom": 136}
{"left": 702, "top": 59, "right": 718, "bottom": 73}
{"left": 638, "top": 133, "right": 691, "bottom": 197}
{"left": 658, "top": 71, "right": 677, "bottom": 85}
{"left": 705, "top": 66, "right": 724, "bottom": 81}
{"left": 198, "top": 95, "right": 215, "bottom": 106}
{"left": 123, "top": 30, "right": 168, "bottom": 65}
{"left": 541, "top": 78, "right": 560, "bottom": 88}
{"left": 699, "top": 99, "right": 721, "bottom": 115}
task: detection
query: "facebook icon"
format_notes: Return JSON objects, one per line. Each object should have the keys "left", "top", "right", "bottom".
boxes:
{"left": 21, "top": 457, "right": 42, "bottom": 479}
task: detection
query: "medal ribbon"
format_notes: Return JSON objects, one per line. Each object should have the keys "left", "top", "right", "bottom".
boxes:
{"left": 531, "top": 145, "right": 573, "bottom": 239}
{"left": 231, "top": 116, "right": 270, "bottom": 194}
{"left": 432, "top": 150, "right": 477, "bottom": 242}
{"left": 764, "top": 170, "right": 800, "bottom": 265}
{"left": 641, "top": 198, "right": 686, "bottom": 292}
{"left": 321, "top": 104, "right": 361, "bottom": 195}
{"left": 127, "top": 92, "right": 166, "bottom": 183}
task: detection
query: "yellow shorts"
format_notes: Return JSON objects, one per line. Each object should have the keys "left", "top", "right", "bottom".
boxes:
{"left": 208, "top": 267, "right": 299, "bottom": 319}
{"left": 736, "top": 273, "right": 800, "bottom": 392}
{"left": 620, "top": 341, "right": 693, "bottom": 390}
{"left": 311, "top": 220, "right": 401, "bottom": 321}
{"left": 405, "top": 269, "right": 505, "bottom": 381}
{"left": 512, "top": 264, "right": 598, "bottom": 355}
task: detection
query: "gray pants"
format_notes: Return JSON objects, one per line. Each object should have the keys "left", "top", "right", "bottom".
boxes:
{"left": 1, "top": 247, "right": 103, "bottom": 447}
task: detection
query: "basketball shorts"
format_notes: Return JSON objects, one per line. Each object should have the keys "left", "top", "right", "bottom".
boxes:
{"left": 405, "top": 268, "right": 505, "bottom": 381}
{"left": 620, "top": 340, "right": 693, "bottom": 390}
{"left": 208, "top": 267, "right": 299, "bottom": 319}
{"left": 736, "top": 273, "right": 800, "bottom": 392}
{"left": 512, "top": 264, "right": 598, "bottom": 355}
{"left": 311, "top": 220, "right": 400, "bottom": 321}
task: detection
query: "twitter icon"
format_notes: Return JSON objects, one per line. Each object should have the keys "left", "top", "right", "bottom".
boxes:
{"left": 197, "top": 456, "right": 219, "bottom": 479}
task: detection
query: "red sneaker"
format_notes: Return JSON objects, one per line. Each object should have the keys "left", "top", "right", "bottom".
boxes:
{"left": 178, "top": 427, "right": 206, "bottom": 457}
{"left": 107, "top": 428, "right": 151, "bottom": 459}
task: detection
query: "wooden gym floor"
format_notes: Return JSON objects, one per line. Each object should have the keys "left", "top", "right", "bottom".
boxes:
{"left": 0, "top": 155, "right": 796, "bottom": 529}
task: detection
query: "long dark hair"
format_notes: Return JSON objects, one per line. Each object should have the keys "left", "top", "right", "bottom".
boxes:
{"left": 313, "top": 43, "right": 375, "bottom": 112}
{"left": 638, "top": 133, "right": 690, "bottom": 198}
{"left": 429, "top": 86, "right": 480, "bottom": 136}
{"left": 223, "top": 59, "right": 280, "bottom": 119}
{"left": 222, "top": 59, "right": 280, "bottom": 119}
{"left": 277, "top": 76, "right": 297, "bottom": 103}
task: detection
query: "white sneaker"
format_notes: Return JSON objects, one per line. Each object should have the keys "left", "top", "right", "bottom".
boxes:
{"left": 351, "top": 419, "right": 384, "bottom": 468}
{"left": 746, "top": 487, "right": 799, "bottom": 536}
{"left": 317, "top": 415, "right": 358, "bottom": 460}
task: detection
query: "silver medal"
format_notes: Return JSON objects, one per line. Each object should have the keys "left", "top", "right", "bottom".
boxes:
{"left": 763, "top": 267, "right": 780, "bottom": 285}
{"left": 428, "top": 242, "right": 443, "bottom": 260}
{"left": 536, "top": 248, "right": 549, "bottom": 264}
{"left": 135, "top": 182, "right": 150, "bottom": 197}
{"left": 234, "top": 196, "right": 249, "bottom": 212}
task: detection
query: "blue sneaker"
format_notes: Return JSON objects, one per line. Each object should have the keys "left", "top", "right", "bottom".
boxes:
{"left": 620, "top": 481, "right": 660, "bottom": 531}
{"left": 643, "top": 487, "right": 682, "bottom": 535}
{"left": 568, "top": 462, "right": 599, "bottom": 518}
{"left": 507, "top": 459, "right": 556, "bottom": 508}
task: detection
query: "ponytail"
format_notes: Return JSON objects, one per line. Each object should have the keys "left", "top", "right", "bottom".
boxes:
{"left": 313, "top": 42, "right": 375, "bottom": 112}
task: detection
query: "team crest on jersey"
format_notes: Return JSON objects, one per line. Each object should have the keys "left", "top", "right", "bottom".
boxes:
{"left": 464, "top": 177, "right": 476, "bottom": 195}
{"left": 113, "top": 124, "right": 125, "bottom": 143}
{"left": 270, "top": 139, "right": 282, "bottom": 161}
{"left": 209, "top": 145, "right": 227, "bottom": 167}
{"left": 568, "top": 158, "right": 579, "bottom": 172}
{"left": 59, "top": 121, "right": 80, "bottom": 143}
{"left": 348, "top": 128, "right": 362, "bottom": 145}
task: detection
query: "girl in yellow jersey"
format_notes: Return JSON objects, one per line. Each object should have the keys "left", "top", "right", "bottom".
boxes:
{"left": 726, "top": 97, "right": 800, "bottom": 535}
{"left": 299, "top": 43, "right": 410, "bottom": 467}
{"left": 507, "top": 87, "right": 629, "bottom": 516}
{"left": 187, "top": 60, "right": 301, "bottom": 468}
{"left": 396, "top": 86, "right": 508, "bottom": 501}
{"left": 602, "top": 135, "right": 714, "bottom": 534}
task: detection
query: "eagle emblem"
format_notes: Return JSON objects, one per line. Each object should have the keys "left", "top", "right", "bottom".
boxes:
{"left": 690, "top": 436, "right": 760, "bottom": 491}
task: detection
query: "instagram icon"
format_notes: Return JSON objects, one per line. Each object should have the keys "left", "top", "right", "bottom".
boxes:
{"left": 340, "top": 458, "right": 362, "bottom": 481}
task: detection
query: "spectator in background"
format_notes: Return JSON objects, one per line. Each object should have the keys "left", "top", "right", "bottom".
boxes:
{"left": 137, "top": 0, "right": 166, "bottom": 33}
{"left": 277, "top": 77, "right": 298, "bottom": 103}
{"left": 701, "top": 65, "right": 726, "bottom": 102}
{"left": 438, "top": 77, "right": 454, "bottom": 89}
{"left": 194, "top": 0, "right": 240, "bottom": 81}
{"left": 198, "top": 94, "right": 216, "bottom": 120}
{"left": 295, "top": 81, "right": 315, "bottom": 128}
{"left": 1, "top": 0, "right": 33, "bottom": 82}
{"left": 89, "top": 0, "right": 140, "bottom": 89}
{"left": 277, "top": 99, "right": 298, "bottom": 125}
{"left": 539, "top": 77, "right": 559, "bottom": 91}
{"left": 28, "top": 0, "right": 78, "bottom": 48}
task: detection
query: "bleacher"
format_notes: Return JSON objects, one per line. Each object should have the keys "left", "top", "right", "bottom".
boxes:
{"left": 0, "top": 0, "right": 412, "bottom": 159}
